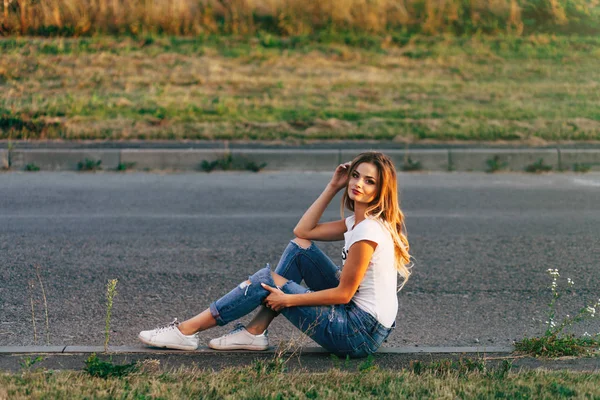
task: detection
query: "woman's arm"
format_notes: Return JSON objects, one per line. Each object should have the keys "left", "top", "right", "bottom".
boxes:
{"left": 262, "top": 240, "right": 376, "bottom": 311}
{"left": 293, "top": 162, "right": 351, "bottom": 242}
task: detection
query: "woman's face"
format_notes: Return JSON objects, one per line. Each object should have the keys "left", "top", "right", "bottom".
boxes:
{"left": 348, "top": 162, "right": 380, "bottom": 205}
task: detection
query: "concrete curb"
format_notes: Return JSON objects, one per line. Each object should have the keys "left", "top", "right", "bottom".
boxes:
{"left": 3, "top": 148, "right": 600, "bottom": 172}
{"left": 0, "top": 345, "right": 514, "bottom": 354}
{"left": 3, "top": 346, "right": 599, "bottom": 373}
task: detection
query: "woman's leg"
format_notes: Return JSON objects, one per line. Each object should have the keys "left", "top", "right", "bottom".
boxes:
{"left": 246, "top": 238, "right": 340, "bottom": 334}
{"left": 139, "top": 239, "right": 340, "bottom": 350}
{"left": 180, "top": 238, "right": 339, "bottom": 335}
{"left": 177, "top": 309, "right": 217, "bottom": 335}
{"left": 178, "top": 272, "right": 289, "bottom": 335}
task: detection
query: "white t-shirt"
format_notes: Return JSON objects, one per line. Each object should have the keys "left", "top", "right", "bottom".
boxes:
{"left": 342, "top": 215, "right": 398, "bottom": 328}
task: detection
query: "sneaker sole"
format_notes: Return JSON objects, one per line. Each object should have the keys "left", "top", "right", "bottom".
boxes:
{"left": 208, "top": 342, "right": 269, "bottom": 351}
{"left": 138, "top": 334, "right": 197, "bottom": 351}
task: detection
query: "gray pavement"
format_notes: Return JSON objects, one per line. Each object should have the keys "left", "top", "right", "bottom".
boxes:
{"left": 1, "top": 172, "right": 599, "bottom": 354}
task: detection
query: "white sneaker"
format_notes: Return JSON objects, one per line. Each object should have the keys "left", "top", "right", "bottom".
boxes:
{"left": 138, "top": 318, "right": 198, "bottom": 351}
{"left": 208, "top": 323, "right": 269, "bottom": 351}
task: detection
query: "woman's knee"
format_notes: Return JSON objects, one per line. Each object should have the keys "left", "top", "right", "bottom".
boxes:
{"left": 292, "top": 237, "right": 312, "bottom": 249}
{"left": 270, "top": 271, "right": 289, "bottom": 287}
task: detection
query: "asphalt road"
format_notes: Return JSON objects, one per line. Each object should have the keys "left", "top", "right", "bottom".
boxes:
{"left": 1, "top": 171, "right": 599, "bottom": 349}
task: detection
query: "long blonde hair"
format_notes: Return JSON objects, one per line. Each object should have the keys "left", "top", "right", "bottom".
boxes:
{"left": 341, "top": 152, "right": 412, "bottom": 289}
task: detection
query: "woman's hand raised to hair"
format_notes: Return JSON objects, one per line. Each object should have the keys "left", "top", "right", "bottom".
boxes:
{"left": 328, "top": 162, "right": 352, "bottom": 192}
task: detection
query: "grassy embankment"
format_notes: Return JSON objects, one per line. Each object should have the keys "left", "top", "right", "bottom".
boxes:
{"left": 2, "top": 364, "right": 600, "bottom": 399}
{"left": 2, "top": 35, "right": 600, "bottom": 143}
{"left": 1, "top": 0, "right": 599, "bottom": 143}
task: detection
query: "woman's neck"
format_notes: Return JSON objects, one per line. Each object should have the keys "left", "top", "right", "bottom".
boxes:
{"left": 353, "top": 203, "right": 368, "bottom": 226}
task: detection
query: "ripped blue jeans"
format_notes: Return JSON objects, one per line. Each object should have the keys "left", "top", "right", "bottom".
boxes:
{"left": 209, "top": 240, "right": 394, "bottom": 358}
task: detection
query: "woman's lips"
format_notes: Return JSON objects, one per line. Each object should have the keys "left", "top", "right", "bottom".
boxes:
{"left": 352, "top": 189, "right": 361, "bottom": 195}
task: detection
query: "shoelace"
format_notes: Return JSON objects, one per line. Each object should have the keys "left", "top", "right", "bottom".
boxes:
{"left": 154, "top": 318, "right": 179, "bottom": 333}
{"left": 221, "top": 322, "right": 245, "bottom": 337}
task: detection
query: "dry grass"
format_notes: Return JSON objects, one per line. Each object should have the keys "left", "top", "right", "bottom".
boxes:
{"left": 1, "top": 35, "right": 600, "bottom": 142}
{"left": 1, "top": 365, "right": 600, "bottom": 399}
{"left": 1, "top": 0, "right": 598, "bottom": 37}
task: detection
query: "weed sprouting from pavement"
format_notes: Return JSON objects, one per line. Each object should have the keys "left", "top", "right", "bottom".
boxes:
{"left": 200, "top": 160, "right": 219, "bottom": 172}
{"left": 572, "top": 163, "right": 591, "bottom": 173}
{"left": 104, "top": 279, "right": 118, "bottom": 353}
{"left": 200, "top": 155, "right": 267, "bottom": 173}
{"left": 525, "top": 158, "right": 552, "bottom": 173}
{"left": 486, "top": 155, "right": 508, "bottom": 173}
{"left": 116, "top": 162, "right": 136, "bottom": 172}
{"left": 20, "top": 355, "right": 44, "bottom": 372}
{"left": 358, "top": 354, "right": 378, "bottom": 372}
{"left": 514, "top": 268, "right": 600, "bottom": 357}
{"left": 78, "top": 158, "right": 102, "bottom": 172}
{"left": 24, "top": 163, "right": 40, "bottom": 172}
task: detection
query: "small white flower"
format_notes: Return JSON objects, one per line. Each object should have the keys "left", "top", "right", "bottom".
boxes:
{"left": 550, "top": 321, "right": 556, "bottom": 328}
{"left": 586, "top": 306, "right": 596, "bottom": 316}
{"left": 583, "top": 332, "right": 591, "bottom": 337}
{"left": 567, "top": 278, "right": 574, "bottom": 286}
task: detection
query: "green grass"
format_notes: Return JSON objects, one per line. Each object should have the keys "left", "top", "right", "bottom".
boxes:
{"left": 2, "top": 362, "right": 600, "bottom": 399}
{"left": 1, "top": 35, "right": 600, "bottom": 142}
{"left": 515, "top": 335, "right": 600, "bottom": 358}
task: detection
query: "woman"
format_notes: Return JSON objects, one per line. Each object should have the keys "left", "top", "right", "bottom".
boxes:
{"left": 139, "top": 151, "right": 411, "bottom": 358}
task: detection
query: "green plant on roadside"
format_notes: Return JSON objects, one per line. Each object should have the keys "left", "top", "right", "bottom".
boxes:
{"left": 116, "top": 162, "right": 136, "bottom": 171}
{"left": 20, "top": 356, "right": 44, "bottom": 372}
{"left": 358, "top": 354, "right": 378, "bottom": 372}
{"left": 330, "top": 354, "right": 353, "bottom": 370}
{"left": 402, "top": 157, "right": 422, "bottom": 172}
{"left": 84, "top": 354, "right": 137, "bottom": 379}
{"left": 514, "top": 268, "right": 600, "bottom": 357}
{"left": 104, "top": 279, "right": 118, "bottom": 353}
{"left": 486, "top": 155, "right": 508, "bottom": 173}
{"left": 525, "top": 158, "right": 552, "bottom": 173}
{"left": 573, "top": 163, "right": 591, "bottom": 173}
{"left": 78, "top": 158, "right": 102, "bottom": 172}
{"left": 24, "top": 163, "right": 40, "bottom": 172}
{"left": 410, "top": 358, "right": 487, "bottom": 377}
{"left": 200, "top": 156, "right": 267, "bottom": 173}
{"left": 200, "top": 160, "right": 219, "bottom": 172}
{"left": 244, "top": 160, "right": 267, "bottom": 173}
{"left": 252, "top": 358, "right": 286, "bottom": 376}
{"left": 490, "top": 359, "right": 513, "bottom": 380}
{"left": 5, "top": 367, "right": 600, "bottom": 397}
{"left": 217, "top": 153, "right": 234, "bottom": 170}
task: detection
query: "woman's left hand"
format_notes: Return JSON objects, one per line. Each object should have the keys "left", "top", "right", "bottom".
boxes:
{"left": 261, "top": 283, "right": 289, "bottom": 312}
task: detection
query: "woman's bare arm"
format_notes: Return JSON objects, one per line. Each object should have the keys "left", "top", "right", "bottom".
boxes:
{"left": 293, "top": 163, "right": 350, "bottom": 242}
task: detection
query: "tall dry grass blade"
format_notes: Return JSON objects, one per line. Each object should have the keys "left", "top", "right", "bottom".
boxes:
{"left": 104, "top": 279, "right": 118, "bottom": 353}
{"left": 27, "top": 279, "right": 37, "bottom": 345}
{"left": 33, "top": 264, "right": 50, "bottom": 346}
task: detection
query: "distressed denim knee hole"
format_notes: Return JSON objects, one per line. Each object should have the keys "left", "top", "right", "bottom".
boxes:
{"left": 291, "top": 238, "right": 313, "bottom": 250}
